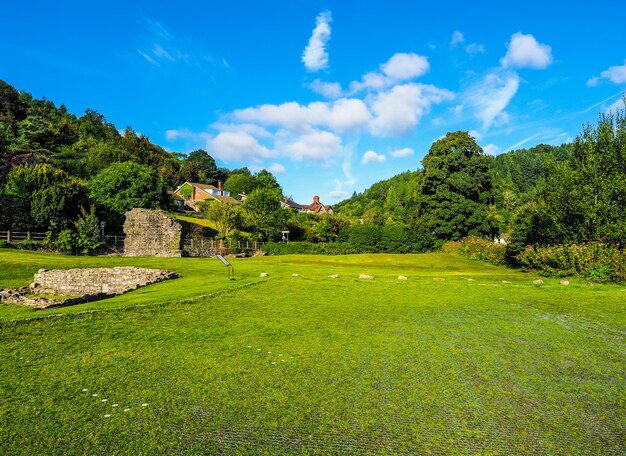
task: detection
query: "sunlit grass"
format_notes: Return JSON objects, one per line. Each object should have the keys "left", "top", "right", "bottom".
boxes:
{"left": 0, "top": 250, "right": 624, "bottom": 454}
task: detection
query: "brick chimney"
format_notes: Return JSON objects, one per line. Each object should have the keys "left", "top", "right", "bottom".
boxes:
{"left": 218, "top": 180, "right": 223, "bottom": 195}
{"left": 313, "top": 195, "right": 320, "bottom": 205}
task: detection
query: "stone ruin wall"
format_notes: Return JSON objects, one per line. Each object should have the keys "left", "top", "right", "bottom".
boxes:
{"left": 0, "top": 267, "right": 179, "bottom": 309}
{"left": 123, "top": 208, "right": 188, "bottom": 257}
{"left": 32, "top": 267, "right": 178, "bottom": 296}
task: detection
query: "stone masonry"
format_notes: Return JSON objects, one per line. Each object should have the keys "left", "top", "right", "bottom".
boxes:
{"left": 0, "top": 267, "right": 179, "bottom": 310}
{"left": 123, "top": 208, "right": 188, "bottom": 257}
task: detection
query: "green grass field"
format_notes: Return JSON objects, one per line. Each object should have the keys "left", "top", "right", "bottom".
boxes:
{"left": 0, "top": 249, "right": 624, "bottom": 454}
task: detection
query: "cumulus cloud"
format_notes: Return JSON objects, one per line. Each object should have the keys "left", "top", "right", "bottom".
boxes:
{"left": 206, "top": 131, "right": 275, "bottom": 162}
{"left": 482, "top": 144, "right": 501, "bottom": 156}
{"left": 266, "top": 163, "right": 286, "bottom": 175}
{"left": 361, "top": 150, "right": 386, "bottom": 164}
{"left": 368, "top": 83, "right": 454, "bottom": 137}
{"left": 500, "top": 32, "right": 553, "bottom": 69}
{"left": 451, "top": 31, "right": 464, "bottom": 47}
{"left": 210, "top": 122, "right": 271, "bottom": 138}
{"left": 232, "top": 98, "right": 371, "bottom": 133}
{"left": 350, "top": 53, "right": 430, "bottom": 93}
{"left": 588, "top": 60, "right": 626, "bottom": 86}
{"left": 278, "top": 129, "right": 342, "bottom": 161}
{"left": 464, "top": 70, "right": 519, "bottom": 130}
{"left": 389, "top": 147, "right": 414, "bottom": 158}
{"left": 309, "top": 79, "right": 342, "bottom": 98}
{"left": 302, "top": 11, "right": 332, "bottom": 72}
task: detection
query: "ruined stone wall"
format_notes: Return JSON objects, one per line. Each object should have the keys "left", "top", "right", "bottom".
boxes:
{"left": 123, "top": 209, "right": 187, "bottom": 257}
{"left": 31, "top": 267, "right": 179, "bottom": 296}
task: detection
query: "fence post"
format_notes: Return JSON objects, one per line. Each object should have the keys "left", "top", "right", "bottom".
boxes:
{"left": 6, "top": 230, "right": 10, "bottom": 243}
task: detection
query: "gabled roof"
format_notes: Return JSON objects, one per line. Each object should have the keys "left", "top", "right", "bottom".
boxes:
{"left": 174, "top": 181, "right": 219, "bottom": 193}
{"left": 210, "top": 194, "right": 241, "bottom": 204}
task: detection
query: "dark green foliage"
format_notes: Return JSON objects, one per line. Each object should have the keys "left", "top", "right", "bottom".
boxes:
{"left": 419, "top": 131, "right": 497, "bottom": 241}
{"left": 347, "top": 224, "right": 383, "bottom": 253}
{"left": 5, "top": 164, "right": 87, "bottom": 231}
{"left": 179, "top": 149, "right": 218, "bottom": 184}
{"left": 88, "top": 162, "right": 170, "bottom": 216}
{"left": 0, "top": 194, "right": 37, "bottom": 230}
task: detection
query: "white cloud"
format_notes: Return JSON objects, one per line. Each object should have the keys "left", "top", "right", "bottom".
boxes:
{"left": 361, "top": 150, "right": 386, "bottom": 164}
{"left": 368, "top": 83, "right": 454, "bottom": 137}
{"left": 589, "top": 60, "right": 626, "bottom": 86}
{"left": 279, "top": 130, "right": 342, "bottom": 161}
{"left": 266, "top": 163, "right": 286, "bottom": 175}
{"left": 500, "top": 32, "right": 553, "bottom": 69}
{"left": 302, "top": 11, "right": 332, "bottom": 72}
{"left": 389, "top": 147, "right": 414, "bottom": 158}
{"left": 451, "top": 31, "right": 464, "bottom": 47}
{"left": 464, "top": 70, "right": 519, "bottom": 130}
{"left": 309, "top": 79, "right": 342, "bottom": 98}
{"left": 465, "top": 43, "right": 485, "bottom": 55}
{"left": 210, "top": 123, "right": 271, "bottom": 138}
{"left": 206, "top": 131, "right": 275, "bottom": 162}
{"left": 232, "top": 98, "right": 371, "bottom": 133}
{"left": 165, "top": 128, "right": 210, "bottom": 142}
{"left": 606, "top": 97, "right": 625, "bottom": 113}
{"left": 350, "top": 53, "right": 430, "bottom": 93}
{"left": 482, "top": 144, "right": 500, "bottom": 156}
{"left": 381, "top": 53, "right": 430, "bottom": 80}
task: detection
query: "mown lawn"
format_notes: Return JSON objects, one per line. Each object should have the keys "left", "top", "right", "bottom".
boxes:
{"left": 0, "top": 250, "right": 624, "bottom": 454}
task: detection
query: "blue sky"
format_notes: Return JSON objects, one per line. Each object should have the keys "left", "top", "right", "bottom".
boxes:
{"left": 2, "top": 0, "right": 625, "bottom": 203}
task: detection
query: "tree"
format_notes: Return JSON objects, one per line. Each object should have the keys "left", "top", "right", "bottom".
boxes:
{"left": 513, "top": 103, "right": 626, "bottom": 247}
{"left": 203, "top": 201, "right": 243, "bottom": 238}
{"left": 88, "top": 161, "right": 170, "bottom": 216}
{"left": 5, "top": 163, "right": 87, "bottom": 230}
{"left": 183, "top": 149, "right": 218, "bottom": 184}
{"left": 242, "top": 187, "right": 288, "bottom": 241}
{"left": 418, "top": 131, "right": 497, "bottom": 242}
{"left": 224, "top": 172, "right": 258, "bottom": 198}
{"left": 255, "top": 169, "right": 282, "bottom": 192}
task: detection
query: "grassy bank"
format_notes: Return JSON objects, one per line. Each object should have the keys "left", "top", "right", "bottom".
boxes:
{"left": 1, "top": 250, "right": 624, "bottom": 454}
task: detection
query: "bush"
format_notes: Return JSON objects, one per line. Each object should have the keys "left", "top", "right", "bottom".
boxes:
{"left": 442, "top": 236, "right": 506, "bottom": 266}
{"left": 0, "top": 240, "right": 7, "bottom": 248}
{"left": 347, "top": 224, "right": 383, "bottom": 253}
{"left": 515, "top": 243, "right": 626, "bottom": 282}
{"left": 13, "top": 238, "right": 42, "bottom": 251}
{"left": 55, "top": 229, "right": 77, "bottom": 254}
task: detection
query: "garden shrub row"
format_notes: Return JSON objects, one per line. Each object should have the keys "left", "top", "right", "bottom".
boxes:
{"left": 442, "top": 236, "right": 507, "bottom": 266}
{"left": 516, "top": 243, "right": 626, "bottom": 282}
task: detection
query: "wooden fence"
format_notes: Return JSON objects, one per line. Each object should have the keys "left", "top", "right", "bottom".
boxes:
{"left": 0, "top": 231, "right": 47, "bottom": 242}
{"left": 183, "top": 237, "right": 264, "bottom": 257}
{"left": 0, "top": 231, "right": 263, "bottom": 257}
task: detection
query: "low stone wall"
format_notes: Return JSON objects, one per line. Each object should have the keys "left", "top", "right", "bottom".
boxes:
{"left": 124, "top": 209, "right": 188, "bottom": 257}
{"left": 32, "top": 267, "right": 178, "bottom": 296}
{"left": 0, "top": 267, "right": 179, "bottom": 310}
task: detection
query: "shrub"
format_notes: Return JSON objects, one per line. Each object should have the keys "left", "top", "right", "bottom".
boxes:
{"left": 0, "top": 240, "right": 7, "bottom": 248}
{"left": 515, "top": 243, "right": 626, "bottom": 282}
{"left": 55, "top": 229, "right": 77, "bottom": 254}
{"left": 262, "top": 241, "right": 358, "bottom": 256}
{"left": 347, "top": 224, "right": 383, "bottom": 253}
{"left": 442, "top": 236, "right": 506, "bottom": 266}
{"left": 13, "top": 238, "right": 42, "bottom": 251}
